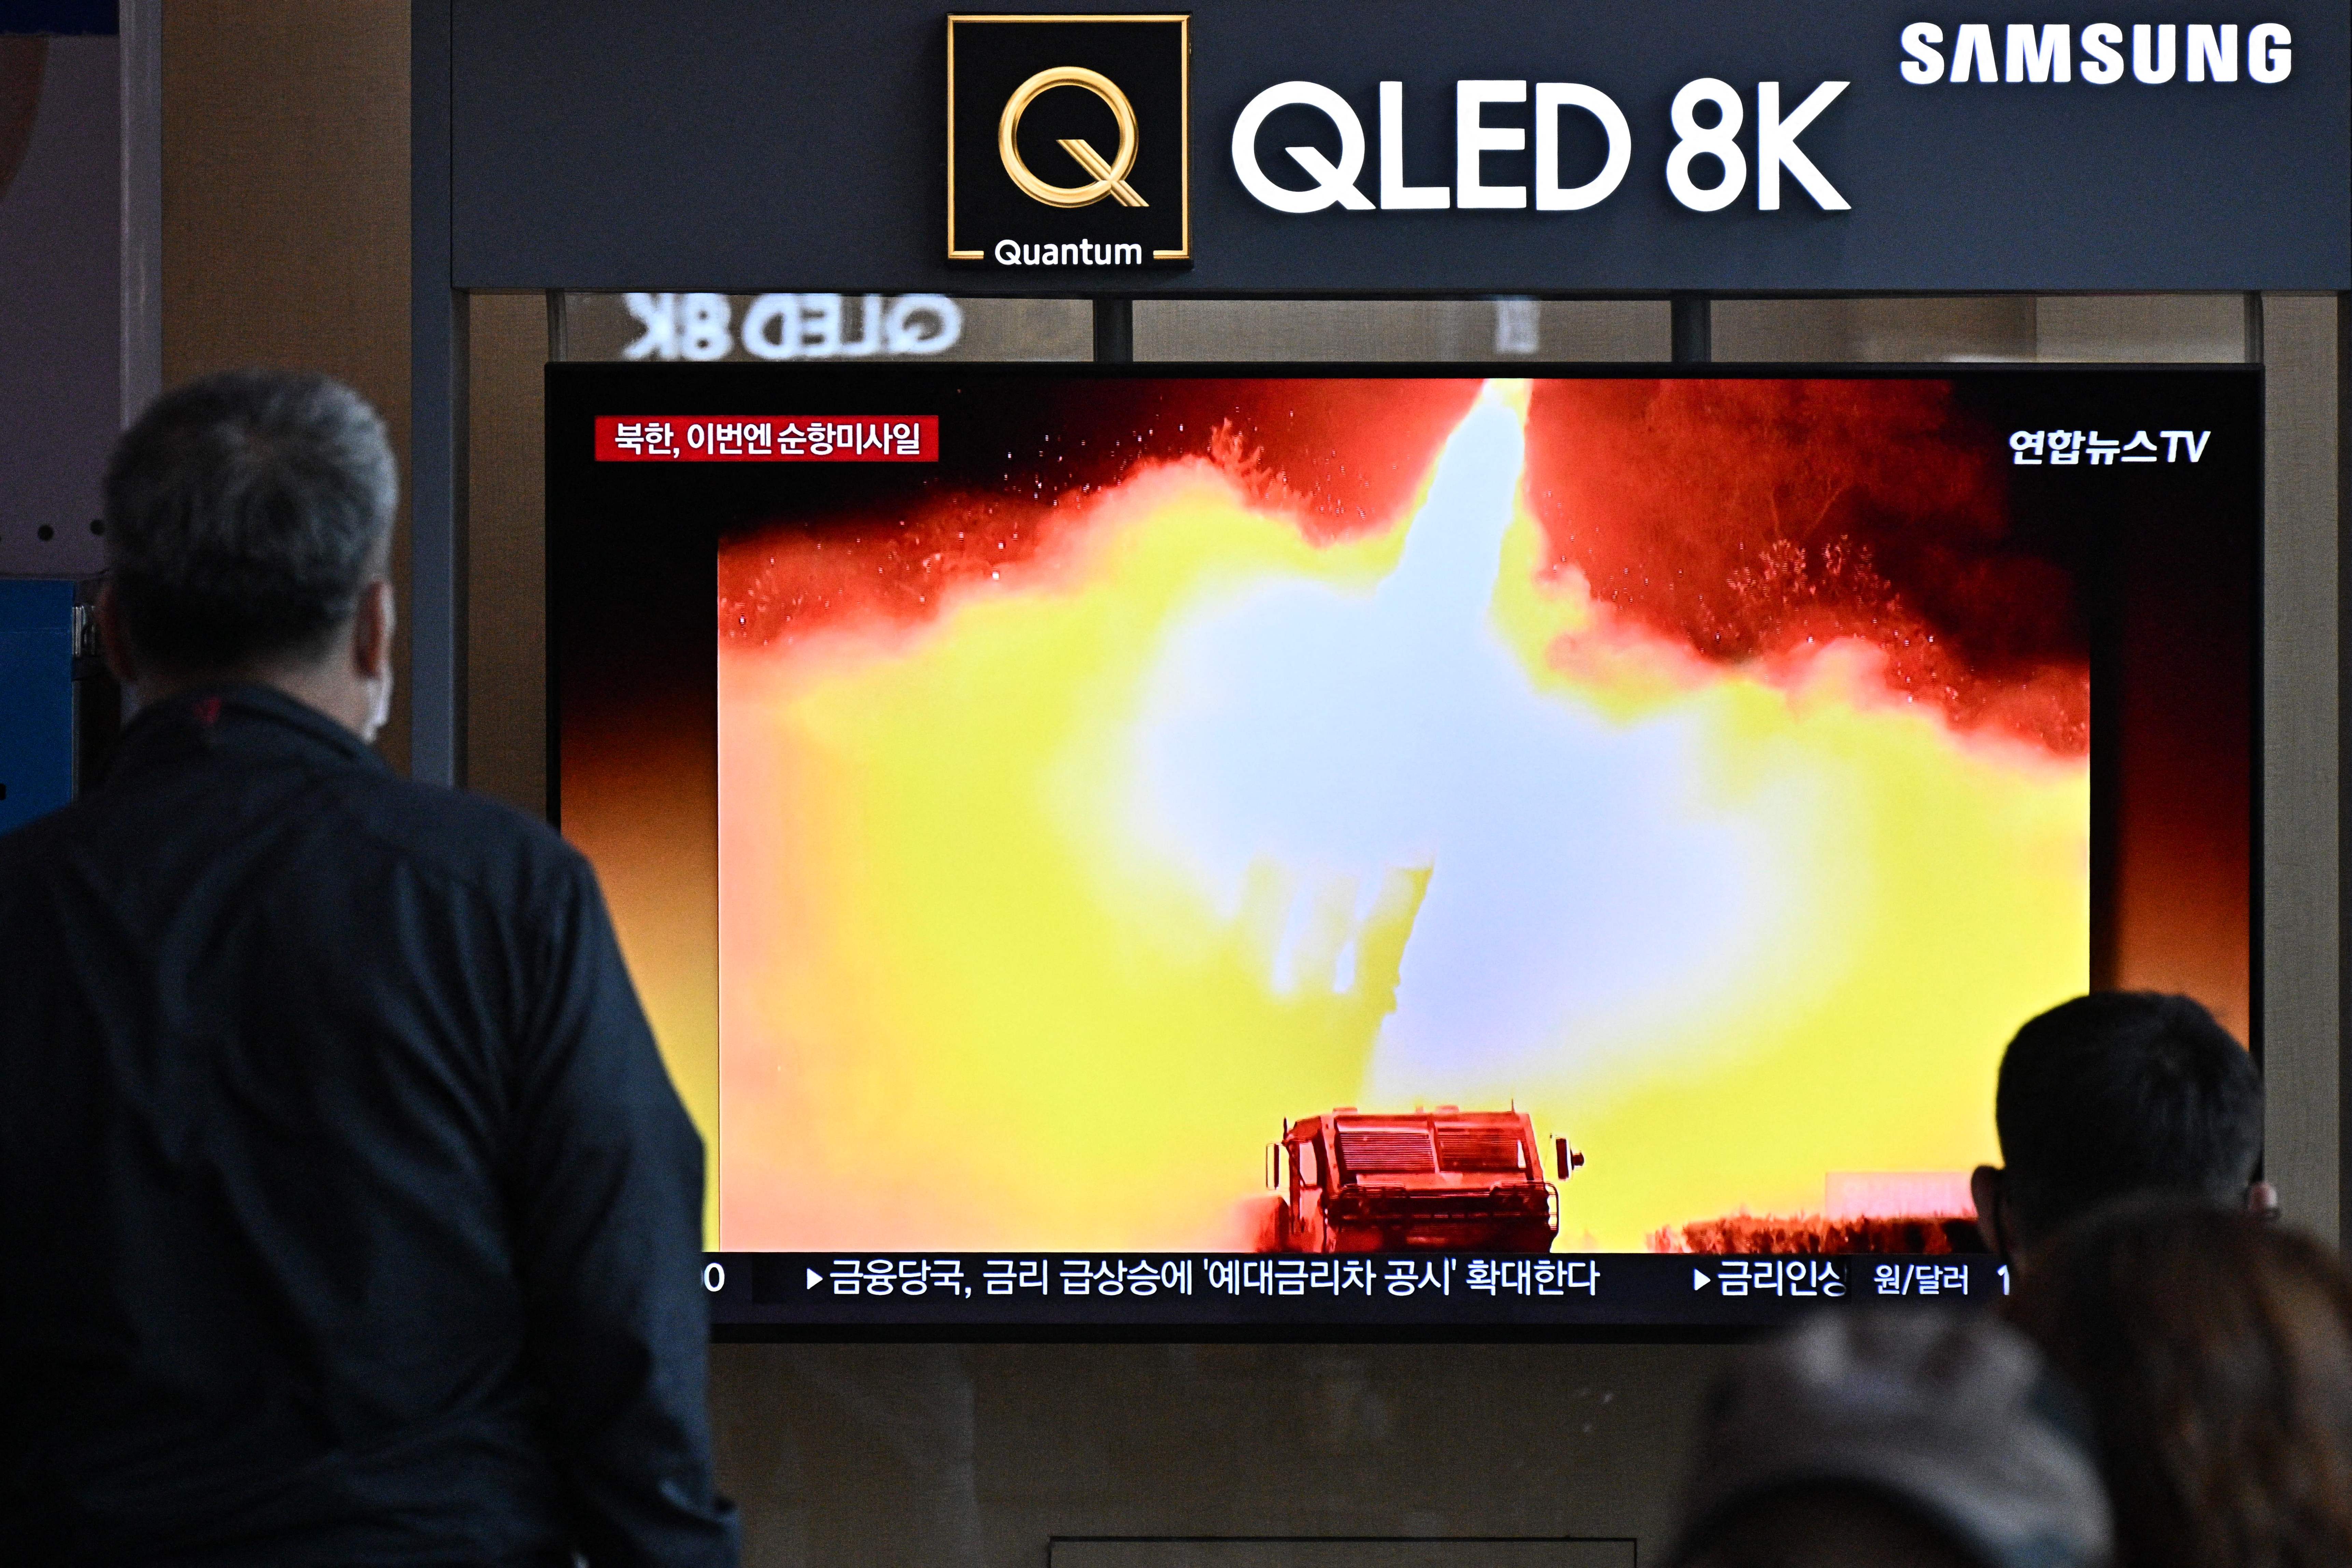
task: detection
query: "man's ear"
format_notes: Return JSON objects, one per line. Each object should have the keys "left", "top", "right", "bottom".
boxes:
{"left": 1969, "top": 1164, "right": 2000, "bottom": 1221}
{"left": 96, "top": 579, "right": 139, "bottom": 686}
{"left": 2247, "top": 1181, "right": 2282, "bottom": 1223}
{"left": 351, "top": 579, "right": 394, "bottom": 680}
{"left": 1970, "top": 1165, "right": 2003, "bottom": 1230}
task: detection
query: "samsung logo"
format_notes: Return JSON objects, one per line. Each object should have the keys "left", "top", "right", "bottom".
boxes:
{"left": 1898, "top": 22, "right": 2292, "bottom": 84}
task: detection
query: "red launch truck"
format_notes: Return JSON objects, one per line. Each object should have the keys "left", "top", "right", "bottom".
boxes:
{"left": 1266, "top": 1108, "right": 1584, "bottom": 1253}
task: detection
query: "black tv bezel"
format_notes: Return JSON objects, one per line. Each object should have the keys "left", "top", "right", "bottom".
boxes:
{"left": 543, "top": 358, "right": 2264, "bottom": 1344}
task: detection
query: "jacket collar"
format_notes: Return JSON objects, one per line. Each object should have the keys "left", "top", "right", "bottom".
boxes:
{"left": 104, "top": 684, "right": 388, "bottom": 786}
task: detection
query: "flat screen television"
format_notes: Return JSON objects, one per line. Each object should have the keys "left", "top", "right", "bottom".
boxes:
{"left": 547, "top": 363, "right": 2257, "bottom": 1333}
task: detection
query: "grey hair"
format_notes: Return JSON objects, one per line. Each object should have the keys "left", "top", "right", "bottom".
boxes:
{"left": 104, "top": 368, "right": 398, "bottom": 673}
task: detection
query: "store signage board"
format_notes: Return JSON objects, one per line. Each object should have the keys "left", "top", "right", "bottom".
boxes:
{"left": 448, "top": 0, "right": 2349, "bottom": 292}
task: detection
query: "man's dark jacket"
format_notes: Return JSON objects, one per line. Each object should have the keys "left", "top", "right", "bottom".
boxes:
{"left": 0, "top": 687, "right": 738, "bottom": 1566}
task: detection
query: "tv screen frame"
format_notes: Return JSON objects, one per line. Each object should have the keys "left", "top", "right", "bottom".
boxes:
{"left": 544, "top": 360, "right": 2261, "bottom": 1340}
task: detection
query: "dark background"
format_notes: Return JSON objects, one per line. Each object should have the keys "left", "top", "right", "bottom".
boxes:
{"left": 454, "top": 1, "right": 2348, "bottom": 292}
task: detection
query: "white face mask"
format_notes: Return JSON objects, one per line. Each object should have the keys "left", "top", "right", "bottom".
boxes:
{"left": 359, "top": 666, "right": 393, "bottom": 745}
{"left": 352, "top": 575, "right": 395, "bottom": 745}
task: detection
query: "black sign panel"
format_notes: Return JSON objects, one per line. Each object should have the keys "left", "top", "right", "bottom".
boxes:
{"left": 447, "top": 2, "right": 2350, "bottom": 295}
{"left": 947, "top": 14, "right": 1190, "bottom": 269}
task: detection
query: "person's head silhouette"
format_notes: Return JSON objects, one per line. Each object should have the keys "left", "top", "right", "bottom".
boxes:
{"left": 1970, "top": 991, "right": 2265, "bottom": 1264}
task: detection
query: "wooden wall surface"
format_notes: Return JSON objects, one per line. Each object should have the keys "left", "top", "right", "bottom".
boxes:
{"left": 161, "top": 0, "right": 413, "bottom": 768}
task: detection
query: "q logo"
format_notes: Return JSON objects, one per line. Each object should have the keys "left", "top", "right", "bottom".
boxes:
{"left": 998, "top": 67, "right": 1146, "bottom": 208}
{"left": 948, "top": 15, "right": 1191, "bottom": 267}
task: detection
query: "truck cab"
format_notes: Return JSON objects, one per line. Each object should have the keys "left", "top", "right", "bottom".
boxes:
{"left": 1267, "top": 1108, "right": 1582, "bottom": 1253}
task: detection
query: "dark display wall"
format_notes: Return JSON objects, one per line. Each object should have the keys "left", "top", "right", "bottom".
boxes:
{"left": 445, "top": 0, "right": 2348, "bottom": 294}
{"left": 416, "top": 4, "right": 2345, "bottom": 1560}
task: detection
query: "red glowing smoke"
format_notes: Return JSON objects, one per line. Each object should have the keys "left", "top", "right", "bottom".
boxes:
{"left": 719, "top": 378, "right": 1479, "bottom": 648}
{"left": 1522, "top": 380, "right": 2087, "bottom": 755}
{"left": 719, "top": 378, "right": 2091, "bottom": 758}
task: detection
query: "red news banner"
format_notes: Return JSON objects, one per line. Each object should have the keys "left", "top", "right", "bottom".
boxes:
{"left": 595, "top": 414, "right": 938, "bottom": 462}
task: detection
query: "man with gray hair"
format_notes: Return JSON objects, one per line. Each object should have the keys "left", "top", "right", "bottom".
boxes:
{"left": 0, "top": 370, "right": 737, "bottom": 1566}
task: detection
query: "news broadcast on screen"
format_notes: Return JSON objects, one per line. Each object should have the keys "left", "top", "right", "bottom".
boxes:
{"left": 549, "top": 363, "right": 2255, "bottom": 1331}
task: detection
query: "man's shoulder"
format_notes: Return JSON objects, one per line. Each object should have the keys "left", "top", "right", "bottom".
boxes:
{"left": 0, "top": 758, "right": 600, "bottom": 935}
{"left": 0, "top": 798, "right": 77, "bottom": 863}
{"left": 332, "top": 773, "right": 595, "bottom": 906}
{"left": 0, "top": 789, "right": 125, "bottom": 877}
